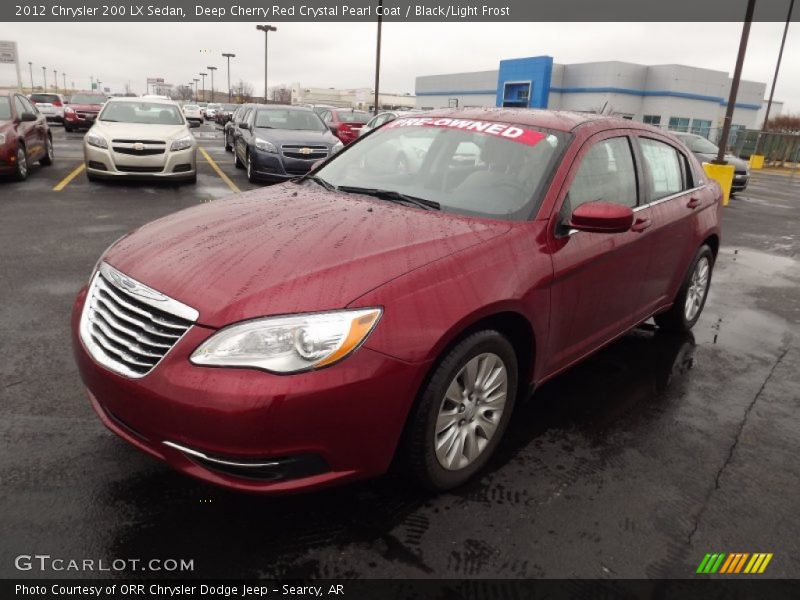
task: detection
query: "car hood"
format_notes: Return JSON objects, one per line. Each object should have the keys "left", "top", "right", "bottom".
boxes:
{"left": 693, "top": 152, "right": 749, "bottom": 171}
{"left": 252, "top": 127, "right": 339, "bottom": 146}
{"left": 89, "top": 121, "right": 189, "bottom": 141}
{"left": 103, "top": 184, "right": 511, "bottom": 327}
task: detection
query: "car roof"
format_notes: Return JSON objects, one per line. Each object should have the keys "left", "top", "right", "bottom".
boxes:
{"left": 409, "top": 108, "right": 663, "bottom": 133}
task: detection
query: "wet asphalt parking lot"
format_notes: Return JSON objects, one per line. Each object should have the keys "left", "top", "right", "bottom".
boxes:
{"left": 1, "top": 124, "right": 799, "bottom": 580}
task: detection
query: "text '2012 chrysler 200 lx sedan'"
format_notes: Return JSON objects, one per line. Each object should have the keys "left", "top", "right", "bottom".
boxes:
{"left": 72, "top": 109, "right": 722, "bottom": 494}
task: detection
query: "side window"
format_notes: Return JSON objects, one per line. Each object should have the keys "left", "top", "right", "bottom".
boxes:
{"left": 23, "top": 97, "right": 38, "bottom": 113}
{"left": 14, "top": 96, "right": 28, "bottom": 117}
{"left": 563, "top": 137, "right": 638, "bottom": 216}
{"left": 640, "top": 138, "right": 687, "bottom": 200}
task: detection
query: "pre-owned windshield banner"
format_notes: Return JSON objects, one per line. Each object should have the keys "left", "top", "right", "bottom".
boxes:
{"left": 383, "top": 117, "right": 546, "bottom": 147}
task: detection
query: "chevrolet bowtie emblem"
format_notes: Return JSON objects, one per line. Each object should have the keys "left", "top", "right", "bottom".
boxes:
{"left": 300, "top": 147, "right": 312, "bottom": 155}
{"left": 133, "top": 143, "right": 145, "bottom": 151}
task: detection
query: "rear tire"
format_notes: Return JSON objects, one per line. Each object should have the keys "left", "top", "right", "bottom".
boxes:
{"left": 405, "top": 330, "right": 518, "bottom": 491}
{"left": 655, "top": 245, "right": 714, "bottom": 333}
{"left": 40, "top": 136, "right": 54, "bottom": 166}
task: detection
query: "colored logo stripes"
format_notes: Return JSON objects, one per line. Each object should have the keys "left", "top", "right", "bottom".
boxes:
{"left": 697, "top": 553, "right": 773, "bottom": 574}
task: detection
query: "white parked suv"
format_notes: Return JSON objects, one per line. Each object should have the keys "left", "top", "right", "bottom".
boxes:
{"left": 182, "top": 104, "right": 203, "bottom": 126}
{"left": 83, "top": 97, "right": 197, "bottom": 183}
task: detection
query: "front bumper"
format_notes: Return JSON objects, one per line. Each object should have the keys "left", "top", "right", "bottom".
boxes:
{"left": 71, "top": 287, "right": 428, "bottom": 493}
{"left": 84, "top": 143, "right": 197, "bottom": 181}
{"left": 250, "top": 149, "right": 322, "bottom": 180}
{"left": 732, "top": 172, "right": 749, "bottom": 193}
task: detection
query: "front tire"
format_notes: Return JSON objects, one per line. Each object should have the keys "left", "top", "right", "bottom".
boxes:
{"left": 246, "top": 151, "right": 258, "bottom": 183}
{"left": 405, "top": 330, "right": 518, "bottom": 491}
{"left": 13, "top": 145, "right": 28, "bottom": 181}
{"left": 234, "top": 148, "right": 244, "bottom": 169}
{"left": 655, "top": 245, "right": 714, "bottom": 332}
{"left": 224, "top": 132, "right": 232, "bottom": 152}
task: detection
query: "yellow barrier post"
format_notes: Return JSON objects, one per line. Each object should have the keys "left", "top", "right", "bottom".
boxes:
{"left": 703, "top": 162, "right": 735, "bottom": 206}
{"left": 749, "top": 154, "right": 765, "bottom": 169}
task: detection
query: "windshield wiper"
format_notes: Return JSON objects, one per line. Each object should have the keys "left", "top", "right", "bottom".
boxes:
{"left": 304, "top": 174, "right": 337, "bottom": 191}
{"left": 336, "top": 186, "right": 440, "bottom": 211}
{"left": 100, "top": 119, "right": 117, "bottom": 122}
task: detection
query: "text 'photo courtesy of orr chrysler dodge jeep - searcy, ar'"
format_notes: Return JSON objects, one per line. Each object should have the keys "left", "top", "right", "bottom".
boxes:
{"left": 72, "top": 108, "right": 722, "bottom": 494}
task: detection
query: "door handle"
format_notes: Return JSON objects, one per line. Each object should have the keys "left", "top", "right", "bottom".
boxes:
{"left": 687, "top": 197, "right": 701, "bottom": 209}
{"left": 631, "top": 217, "right": 652, "bottom": 232}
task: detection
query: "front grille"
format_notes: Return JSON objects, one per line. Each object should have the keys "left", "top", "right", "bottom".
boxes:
{"left": 285, "top": 165, "right": 313, "bottom": 176}
{"left": 116, "top": 165, "right": 164, "bottom": 173}
{"left": 80, "top": 263, "right": 198, "bottom": 378}
{"left": 281, "top": 144, "right": 328, "bottom": 160}
{"left": 113, "top": 147, "right": 165, "bottom": 156}
{"left": 112, "top": 139, "right": 167, "bottom": 145}
{"left": 77, "top": 112, "right": 98, "bottom": 119}
{"left": 87, "top": 161, "right": 107, "bottom": 171}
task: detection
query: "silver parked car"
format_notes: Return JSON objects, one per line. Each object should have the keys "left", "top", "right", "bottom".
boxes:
{"left": 671, "top": 132, "right": 750, "bottom": 194}
{"left": 83, "top": 97, "right": 197, "bottom": 183}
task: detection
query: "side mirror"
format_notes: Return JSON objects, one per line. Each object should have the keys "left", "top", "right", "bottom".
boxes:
{"left": 238, "top": 122, "right": 249, "bottom": 130}
{"left": 20, "top": 112, "right": 38, "bottom": 122}
{"left": 569, "top": 201, "right": 634, "bottom": 234}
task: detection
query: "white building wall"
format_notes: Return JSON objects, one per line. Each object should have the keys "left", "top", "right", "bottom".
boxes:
{"left": 756, "top": 100, "right": 784, "bottom": 128}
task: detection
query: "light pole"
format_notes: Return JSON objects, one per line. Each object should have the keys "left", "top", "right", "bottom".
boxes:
{"left": 28, "top": 62, "right": 33, "bottom": 92}
{"left": 222, "top": 53, "right": 235, "bottom": 102}
{"left": 53, "top": 69, "right": 58, "bottom": 94}
{"left": 199, "top": 72, "right": 207, "bottom": 102}
{"left": 42, "top": 66, "right": 47, "bottom": 92}
{"left": 256, "top": 25, "right": 277, "bottom": 102}
{"left": 62, "top": 73, "right": 66, "bottom": 94}
{"left": 207, "top": 66, "right": 217, "bottom": 103}
{"left": 373, "top": 0, "right": 382, "bottom": 115}
{"left": 757, "top": 0, "right": 794, "bottom": 153}
{"left": 193, "top": 78, "right": 200, "bottom": 102}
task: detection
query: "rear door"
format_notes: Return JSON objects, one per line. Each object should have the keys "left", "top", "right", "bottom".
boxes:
{"left": 14, "top": 95, "right": 44, "bottom": 159}
{"left": 544, "top": 130, "right": 654, "bottom": 374}
{"left": 633, "top": 135, "right": 714, "bottom": 312}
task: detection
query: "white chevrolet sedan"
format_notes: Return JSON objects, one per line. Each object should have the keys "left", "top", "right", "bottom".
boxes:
{"left": 83, "top": 97, "right": 197, "bottom": 183}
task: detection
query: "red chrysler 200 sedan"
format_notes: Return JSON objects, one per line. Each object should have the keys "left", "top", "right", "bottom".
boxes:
{"left": 72, "top": 109, "right": 722, "bottom": 494}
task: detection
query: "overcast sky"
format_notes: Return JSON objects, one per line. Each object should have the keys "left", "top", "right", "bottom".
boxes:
{"left": 2, "top": 21, "right": 798, "bottom": 111}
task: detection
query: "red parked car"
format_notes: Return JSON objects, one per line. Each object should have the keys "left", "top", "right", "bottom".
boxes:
{"left": 72, "top": 109, "right": 722, "bottom": 494}
{"left": 318, "top": 108, "right": 370, "bottom": 144}
{"left": 0, "top": 90, "right": 54, "bottom": 180}
{"left": 64, "top": 92, "right": 107, "bottom": 132}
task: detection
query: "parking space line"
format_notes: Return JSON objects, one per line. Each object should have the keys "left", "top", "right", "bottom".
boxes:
{"left": 53, "top": 164, "right": 86, "bottom": 192}
{"left": 199, "top": 147, "right": 240, "bottom": 194}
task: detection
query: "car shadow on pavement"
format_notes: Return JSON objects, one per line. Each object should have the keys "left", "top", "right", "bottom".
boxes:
{"left": 97, "top": 326, "right": 695, "bottom": 578}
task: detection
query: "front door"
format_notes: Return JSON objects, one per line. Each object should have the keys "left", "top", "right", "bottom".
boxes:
{"left": 544, "top": 131, "right": 654, "bottom": 375}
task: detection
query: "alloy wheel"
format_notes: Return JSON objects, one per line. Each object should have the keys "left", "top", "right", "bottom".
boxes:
{"left": 434, "top": 352, "right": 508, "bottom": 471}
{"left": 684, "top": 256, "right": 710, "bottom": 322}
{"left": 16, "top": 147, "right": 28, "bottom": 178}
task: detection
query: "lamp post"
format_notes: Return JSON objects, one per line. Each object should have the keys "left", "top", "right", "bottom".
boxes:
{"left": 222, "top": 53, "right": 235, "bottom": 102}
{"left": 256, "top": 25, "right": 277, "bottom": 102}
{"left": 373, "top": 0, "right": 383, "bottom": 115}
{"left": 207, "top": 66, "right": 217, "bottom": 103}
{"left": 193, "top": 78, "right": 200, "bottom": 102}
{"left": 42, "top": 66, "right": 47, "bottom": 92}
{"left": 28, "top": 62, "right": 33, "bottom": 93}
{"left": 53, "top": 69, "right": 58, "bottom": 94}
{"left": 62, "top": 73, "right": 66, "bottom": 94}
{"left": 199, "top": 72, "right": 207, "bottom": 102}
{"left": 757, "top": 0, "right": 794, "bottom": 154}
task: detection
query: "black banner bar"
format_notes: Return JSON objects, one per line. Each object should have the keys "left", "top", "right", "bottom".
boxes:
{"left": 5, "top": 0, "right": 800, "bottom": 23}
{"left": 5, "top": 579, "right": 800, "bottom": 600}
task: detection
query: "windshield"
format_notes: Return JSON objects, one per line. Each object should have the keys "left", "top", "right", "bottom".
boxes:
{"left": 335, "top": 111, "right": 369, "bottom": 123}
{"left": 100, "top": 102, "right": 184, "bottom": 125}
{"left": 70, "top": 94, "right": 106, "bottom": 104}
{"left": 184, "top": 105, "right": 199, "bottom": 110}
{"left": 314, "top": 117, "right": 569, "bottom": 221}
{"left": 0, "top": 97, "right": 10, "bottom": 120}
{"left": 223, "top": 104, "right": 238, "bottom": 110}
{"left": 677, "top": 134, "right": 719, "bottom": 154}
{"left": 30, "top": 94, "right": 59, "bottom": 103}
{"left": 207, "top": 104, "right": 222, "bottom": 110}
{"left": 254, "top": 109, "right": 326, "bottom": 131}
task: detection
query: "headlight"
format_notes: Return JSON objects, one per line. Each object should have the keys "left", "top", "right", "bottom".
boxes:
{"left": 190, "top": 308, "right": 382, "bottom": 374}
{"left": 85, "top": 131, "right": 107, "bottom": 149}
{"left": 255, "top": 137, "right": 278, "bottom": 153}
{"left": 170, "top": 134, "right": 194, "bottom": 152}
{"left": 331, "top": 141, "right": 344, "bottom": 155}
{"left": 0, "top": 133, "right": 6, "bottom": 145}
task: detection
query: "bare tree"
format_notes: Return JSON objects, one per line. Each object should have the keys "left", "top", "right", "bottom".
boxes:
{"left": 172, "top": 85, "right": 194, "bottom": 101}
{"left": 232, "top": 79, "right": 255, "bottom": 103}
{"left": 269, "top": 84, "right": 292, "bottom": 104}
{"left": 766, "top": 114, "right": 800, "bottom": 134}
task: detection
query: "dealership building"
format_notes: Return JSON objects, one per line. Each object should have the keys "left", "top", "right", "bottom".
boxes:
{"left": 415, "top": 56, "right": 782, "bottom": 139}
